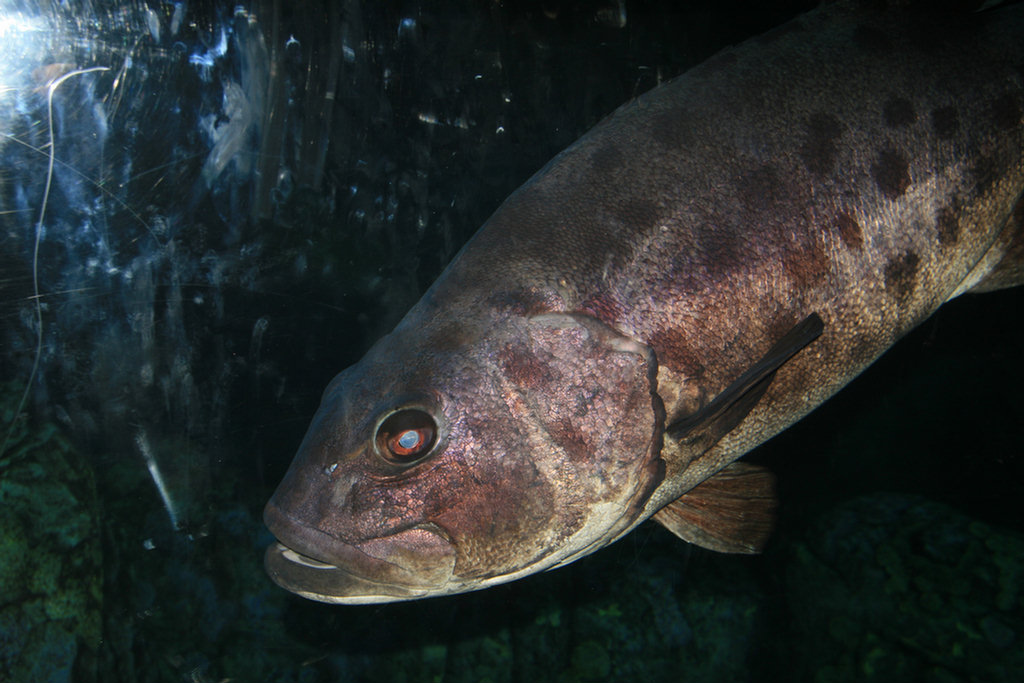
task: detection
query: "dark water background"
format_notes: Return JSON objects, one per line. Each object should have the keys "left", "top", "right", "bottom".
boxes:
{"left": 0, "top": 1, "right": 1021, "bottom": 681}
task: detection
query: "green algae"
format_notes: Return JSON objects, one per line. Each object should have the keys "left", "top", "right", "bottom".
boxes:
{"left": 0, "top": 383, "right": 103, "bottom": 682}
{"left": 788, "top": 494, "right": 1024, "bottom": 683}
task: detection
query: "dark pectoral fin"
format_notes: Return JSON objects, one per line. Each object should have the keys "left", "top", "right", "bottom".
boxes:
{"left": 652, "top": 462, "right": 777, "bottom": 554}
{"left": 656, "top": 314, "right": 822, "bottom": 553}
{"left": 666, "top": 313, "right": 824, "bottom": 452}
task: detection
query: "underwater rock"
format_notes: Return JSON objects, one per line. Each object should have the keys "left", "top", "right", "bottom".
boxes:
{"left": 295, "top": 524, "right": 768, "bottom": 683}
{"left": 787, "top": 494, "right": 1023, "bottom": 683}
{"left": 0, "top": 384, "right": 103, "bottom": 683}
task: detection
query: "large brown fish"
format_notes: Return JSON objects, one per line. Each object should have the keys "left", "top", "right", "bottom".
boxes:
{"left": 264, "top": 0, "right": 1024, "bottom": 603}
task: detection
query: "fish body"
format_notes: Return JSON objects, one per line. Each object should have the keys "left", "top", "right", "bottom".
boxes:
{"left": 265, "top": 0, "right": 1024, "bottom": 603}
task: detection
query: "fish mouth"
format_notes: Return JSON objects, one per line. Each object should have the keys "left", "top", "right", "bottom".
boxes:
{"left": 263, "top": 503, "right": 456, "bottom": 604}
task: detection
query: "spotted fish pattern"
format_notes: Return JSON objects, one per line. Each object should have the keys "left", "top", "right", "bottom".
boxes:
{"left": 264, "top": 0, "right": 1024, "bottom": 603}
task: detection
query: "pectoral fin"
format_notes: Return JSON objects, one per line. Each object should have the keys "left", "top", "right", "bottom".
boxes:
{"left": 652, "top": 462, "right": 776, "bottom": 554}
{"left": 667, "top": 313, "right": 824, "bottom": 453}
{"left": 654, "top": 313, "right": 823, "bottom": 554}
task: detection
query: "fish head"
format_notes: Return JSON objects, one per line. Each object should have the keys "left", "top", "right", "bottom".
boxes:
{"left": 264, "top": 306, "right": 665, "bottom": 603}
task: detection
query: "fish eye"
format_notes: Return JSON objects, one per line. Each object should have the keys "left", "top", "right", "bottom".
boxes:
{"left": 375, "top": 409, "right": 438, "bottom": 465}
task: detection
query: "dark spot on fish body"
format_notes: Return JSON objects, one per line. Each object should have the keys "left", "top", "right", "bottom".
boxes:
{"left": 883, "top": 251, "right": 920, "bottom": 301}
{"left": 499, "top": 342, "right": 557, "bottom": 390}
{"left": 733, "top": 164, "right": 818, "bottom": 287}
{"left": 647, "top": 106, "right": 697, "bottom": 152}
{"left": 883, "top": 97, "right": 916, "bottom": 127}
{"left": 971, "top": 154, "right": 999, "bottom": 195}
{"left": 931, "top": 106, "right": 959, "bottom": 139}
{"left": 612, "top": 198, "right": 662, "bottom": 236}
{"left": 872, "top": 147, "right": 911, "bottom": 199}
{"left": 783, "top": 230, "right": 831, "bottom": 289}
{"left": 588, "top": 144, "right": 625, "bottom": 180}
{"left": 800, "top": 113, "right": 844, "bottom": 177}
{"left": 852, "top": 24, "right": 893, "bottom": 53}
{"left": 693, "top": 215, "right": 752, "bottom": 282}
{"left": 991, "top": 93, "right": 1022, "bottom": 131}
{"left": 738, "top": 165, "right": 782, "bottom": 213}
{"left": 548, "top": 418, "right": 592, "bottom": 463}
{"left": 936, "top": 203, "right": 961, "bottom": 247}
{"left": 835, "top": 211, "right": 864, "bottom": 249}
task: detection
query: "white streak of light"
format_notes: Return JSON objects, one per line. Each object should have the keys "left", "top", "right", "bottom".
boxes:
{"left": 135, "top": 430, "right": 181, "bottom": 530}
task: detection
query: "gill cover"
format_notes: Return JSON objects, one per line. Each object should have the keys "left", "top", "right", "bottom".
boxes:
{"left": 264, "top": 311, "right": 665, "bottom": 603}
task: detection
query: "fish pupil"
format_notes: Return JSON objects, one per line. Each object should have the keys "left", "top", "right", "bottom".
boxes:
{"left": 388, "top": 427, "right": 429, "bottom": 458}
{"left": 375, "top": 408, "right": 438, "bottom": 464}
{"left": 398, "top": 430, "right": 420, "bottom": 450}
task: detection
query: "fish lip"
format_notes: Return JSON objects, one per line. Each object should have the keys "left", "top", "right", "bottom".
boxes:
{"left": 263, "top": 502, "right": 456, "bottom": 603}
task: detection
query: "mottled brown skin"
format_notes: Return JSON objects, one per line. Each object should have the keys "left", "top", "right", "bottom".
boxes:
{"left": 265, "top": 0, "right": 1024, "bottom": 603}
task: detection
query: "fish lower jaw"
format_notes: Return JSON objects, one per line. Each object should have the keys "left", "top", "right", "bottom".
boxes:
{"left": 262, "top": 505, "right": 459, "bottom": 603}
{"left": 264, "top": 542, "right": 448, "bottom": 604}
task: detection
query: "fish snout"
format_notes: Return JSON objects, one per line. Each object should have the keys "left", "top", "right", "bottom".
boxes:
{"left": 263, "top": 503, "right": 456, "bottom": 603}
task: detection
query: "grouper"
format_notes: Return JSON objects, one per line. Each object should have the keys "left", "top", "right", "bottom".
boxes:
{"left": 264, "top": 0, "right": 1024, "bottom": 603}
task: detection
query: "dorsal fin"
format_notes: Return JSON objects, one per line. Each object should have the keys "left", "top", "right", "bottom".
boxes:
{"left": 652, "top": 461, "right": 776, "bottom": 554}
{"left": 667, "top": 313, "right": 824, "bottom": 454}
